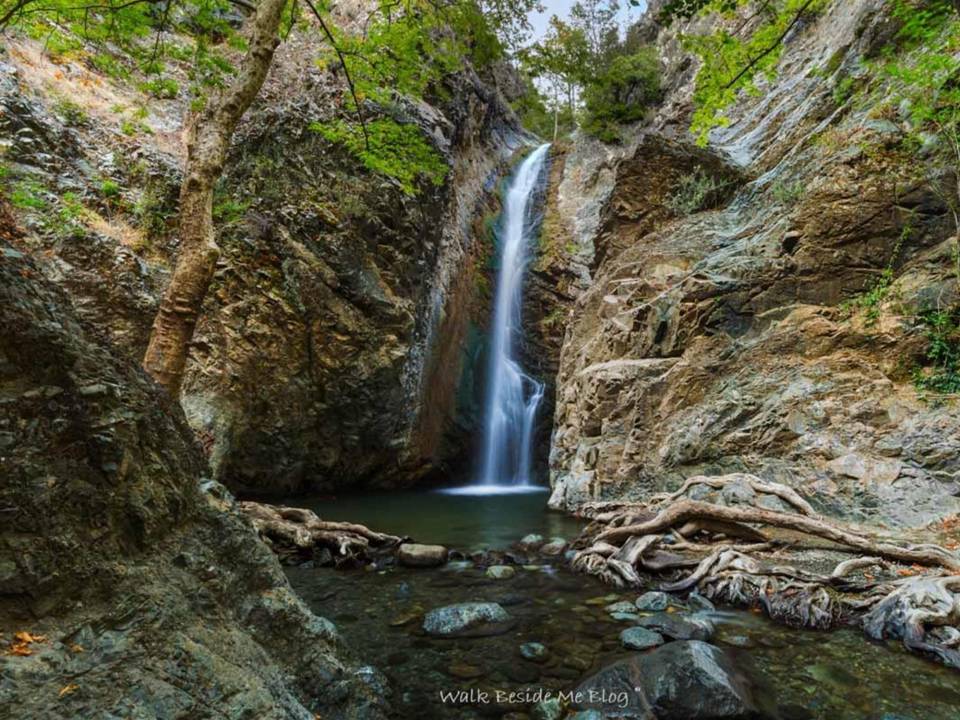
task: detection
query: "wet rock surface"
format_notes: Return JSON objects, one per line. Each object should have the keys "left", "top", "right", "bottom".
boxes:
{"left": 422, "top": 602, "right": 514, "bottom": 638}
{"left": 573, "top": 640, "right": 758, "bottom": 719}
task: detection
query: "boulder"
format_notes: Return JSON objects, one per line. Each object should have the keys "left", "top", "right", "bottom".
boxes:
{"left": 572, "top": 641, "right": 757, "bottom": 719}
{"left": 398, "top": 543, "right": 448, "bottom": 568}
{"left": 540, "top": 537, "right": 568, "bottom": 556}
{"left": 423, "top": 603, "right": 513, "bottom": 638}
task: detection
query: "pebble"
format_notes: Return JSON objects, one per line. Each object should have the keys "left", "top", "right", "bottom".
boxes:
{"left": 605, "top": 600, "right": 637, "bottom": 614}
{"left": 447, "top": 661, "right": 485, "bottom": 679}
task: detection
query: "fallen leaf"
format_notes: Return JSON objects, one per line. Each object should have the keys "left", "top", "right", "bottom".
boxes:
{"left": 69, "top": 644, "right": 84, "bottom": 653}
{"left": 58, "top": 683, "right": 79, "bottom": 698}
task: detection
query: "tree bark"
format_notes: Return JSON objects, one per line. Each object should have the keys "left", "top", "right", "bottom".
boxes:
{"left": 142, "top": 0, "right": 289, "bottom": 397}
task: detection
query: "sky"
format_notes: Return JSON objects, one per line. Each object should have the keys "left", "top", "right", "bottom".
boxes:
{"left": 528, "top": 0, "right": 648, "bottom": 42}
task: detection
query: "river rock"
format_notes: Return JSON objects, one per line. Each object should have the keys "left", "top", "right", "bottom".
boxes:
{"left": 520, "top": 642, "right": 549, "bottom": 662}
{"left": 533, "top": 698, "right": 563, "bottom": 720}
{"left": 636, "top": 613, "right": 714, "bottom": 641}
{"left": 422, "top": 603, "right": 513, "bottom": 637}
{"left": 572, "top": 641, "right": 757, "bottom": 719}
{"left": 398, "top": 543, "right": 448, "bottom": 568}
{"left": 486, "top": 565, "right": 516, "bottom": 580}
{"left": 605, "top": 600, "right": 637, "bottom": 615}
{"left": 540, "top": 537, "right": 568, "bottom": 556}
{"left": 619, "top": 626, "right": 665, "bottom": 650}
{"left": 635, "top": 591, "right": 670, "bottom": 612}
{"left": 520, "top": 533, "right": 545, "bottom": 549}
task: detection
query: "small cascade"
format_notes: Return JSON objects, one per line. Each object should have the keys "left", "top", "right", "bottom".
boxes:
{"left": 468, "top": 143, "right": 551, "bottom": 494}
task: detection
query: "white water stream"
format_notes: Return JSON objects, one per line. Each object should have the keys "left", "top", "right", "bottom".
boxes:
{"left": 466, "top": 143, "right": 552, "bottom": 495}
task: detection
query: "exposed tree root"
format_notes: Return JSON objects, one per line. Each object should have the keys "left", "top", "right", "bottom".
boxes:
{"left": 570, "top": 473, "right": 960, "bottom": 670}
{"left": 240, "top": 501, "right": 403, "bottom": 566}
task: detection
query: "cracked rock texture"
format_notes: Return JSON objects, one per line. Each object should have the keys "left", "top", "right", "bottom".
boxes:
{"left": 548, "top": 0, "right": 960, "bottom": 527}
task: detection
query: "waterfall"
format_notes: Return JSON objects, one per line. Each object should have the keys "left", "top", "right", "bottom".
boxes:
{"left": 473, "top": 143, "right": 551, "bottom": 492}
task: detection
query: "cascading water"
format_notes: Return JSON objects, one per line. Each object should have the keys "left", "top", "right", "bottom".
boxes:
{"left": 462, "top": 143, "right": 551, "bottom": 495}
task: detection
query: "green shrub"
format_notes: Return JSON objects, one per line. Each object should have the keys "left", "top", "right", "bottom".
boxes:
{"left": 53, "top": 98, "right": 89, "bottom": 127}
{"left": 311, "top": 118, "right": 448, "bottom": 196}
{"left": 913, "top": 307, "right": 960, "bottom": 396}
{"left": 11, "top": 180, "right": 48, "bottom": 210}
{"left": 139, "top": 77, "right": 180, "bottom": 99}
{"left": 582, "top": 47, "right": 661, "bottom": 142}
{"left": 771, "top": 177, "right": 805, "bottom": 205}
{"left": 665, "top": 167, "right": 722, "bottom": 216}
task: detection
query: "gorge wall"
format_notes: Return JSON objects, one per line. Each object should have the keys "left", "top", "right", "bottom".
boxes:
{"left": 0, "top": 28, "right": 525, "bottom": 497}
{"left": 548, "top": 0, "right": 960, "bottom": 528}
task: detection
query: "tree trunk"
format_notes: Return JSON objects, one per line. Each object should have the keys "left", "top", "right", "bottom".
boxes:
{"left": 553, "top": 85, "right": 559, "bottom": 141}
{"left": 142, "top": 0, "right": 289, "bottom": 397}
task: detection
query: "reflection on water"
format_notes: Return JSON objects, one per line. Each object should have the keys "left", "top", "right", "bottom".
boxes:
{"left": 291, "top": 489, "right": 581, "bottom": 551}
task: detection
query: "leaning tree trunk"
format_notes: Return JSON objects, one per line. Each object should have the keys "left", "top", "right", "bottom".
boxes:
{"left": 142, "top": 0, "right": 289, "bottom": 397}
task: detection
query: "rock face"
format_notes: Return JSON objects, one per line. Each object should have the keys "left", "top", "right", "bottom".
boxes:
{"left": 0, "top": 237, "right": 384, "bottom": 718}
{"left": 573, "top": 641, "right": 757, "bottom": 719}
{"left": 0, "top": 31, "right": 527, "bottom": 496}
{"left": 422, "top": 602, "right": 513, "bottom": 637}
{"left": 549, "top": 0, "right": 960, "bottom": 527}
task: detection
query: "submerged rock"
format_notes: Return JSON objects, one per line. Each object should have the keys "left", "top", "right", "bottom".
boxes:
{"left": 520, "top": 642, "right": 549, "bottom": 662}
{"left": 573, "top": 640, "right": 757, "bottom": 719}
{"left": 422, "top": 603, "right": 513, "bottom": 638}
{"left": 636, "top": 612, "right": 714, "bottom": 641}
{"left": 540, "top": 538, "right": 568, "bottom": 556}
{"left": 398, "top": 543, "right": 448, "bottom": 568}
{"left": 520, "top": 533, "right": 545, "bottom": 549}
{"left": 486, "top": 565, "right": 516, "bottom": 580}
{"left": 635, "top": 591, "right": 670, "bottom": 612}
{"left": 619, "top": 626, "right": 665, "bottom": 650}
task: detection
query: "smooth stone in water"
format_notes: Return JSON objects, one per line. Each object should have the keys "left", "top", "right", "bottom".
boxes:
{"left": 605, "top": 600, "right": 637, "bottom": 615}
{"left": 573, "top": 640, "right": 757, "bottom": 719}
{"left": 486, "top": 565, "right": 516, "bottom": 580}
{"left": 636, "top": 612, "right": 714, "bottom": 641}
{"left": 520, "top": 533, "right": 545, "bottom": 548}
{"left": 620, "top": 626, "right": 665, "bottom": 650}
{"left": 447, "top": 661, "right": 485, "bottom": 680}
{"left": 423, "top": 602, "right": 513, "bottom": 638}
{"left": 533, "top": 697, "right": 563, "bottom": 720}
{"left": 397, "top": 543, "right": 448, "bottom": 568}
{"left": 688, "top": 591, "right": 716, "bottom": 612}
{"left": 520, "top": 642, "right": 549, "bottom": 662}
{"left": 568, "top": 712, "right": 603, "bottom": 720}
{"left": 610, "top": 611, "right": 640, "bottom": 622}
{"left": 635, "top": 591, "right": 670, "bottom": 612}
{"left": 540, "top": 538, "right": 567, "bottom": 556}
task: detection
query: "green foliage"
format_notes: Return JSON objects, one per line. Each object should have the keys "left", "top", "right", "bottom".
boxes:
{"left": 913, "top": 306, "right": 960, "bottom": 396}
{"left": 45, "top": 191, "right": 87, "bottom": 238}
{"left": 100, "top": 179, "right": 122, "bottom": 199}
{"left": 10, "top": 180, "right": 48, "bottom": 210}
{"left": 771, "top": 177, "right": 805, "bottom": 204}
{"left": 212, "top": 196, "right": 249, "bottom": 225}
{"left": 665, "top": 167, "right": 723, "bottom": 215}
{"left": 679, "top": 0, "right": 829, "bottom": 145}
{"left": 53, "top": 97, "right": 89, "bottom": 127}
{"left": 139, "top": 76, "right": 180, "bottom": 99}
{"left": 582, "top": 47, "right": 661, "bottom": 141}
{"left": 311, "top": 119, "right": 448, "bottom": 196}
{"left": 840, "top": 267, "right": 895, "bottom": 326}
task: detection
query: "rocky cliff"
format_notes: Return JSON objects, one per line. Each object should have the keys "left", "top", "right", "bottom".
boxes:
{"left": 0, "top": 213, "right": 386, "bottom": 718}
{"left": 549, "top": 0, "right": 960, "bottom": 528}
{"left": 0, "top": 27, "right": 525, "bottom": 496}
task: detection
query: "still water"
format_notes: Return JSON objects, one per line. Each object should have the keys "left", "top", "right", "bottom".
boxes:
{"left": 286, "top": 491, "right": 960, "bottom": 719}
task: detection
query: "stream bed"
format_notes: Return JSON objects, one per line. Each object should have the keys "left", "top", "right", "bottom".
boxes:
{"left": 285, "top": 490, "right": 960, "bottom": 719}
